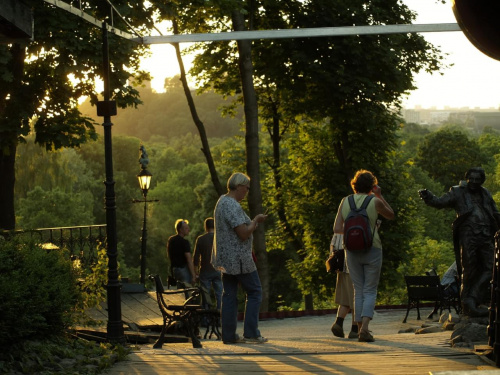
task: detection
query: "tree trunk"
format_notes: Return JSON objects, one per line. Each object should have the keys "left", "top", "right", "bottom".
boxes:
{"left": 0, "top": 143, "right": 16, "bottom": 230}
{"left": 171, "top": 20, "right": 224, "bottom": 197}
{"left": 268, "top": 104, "right": 313, "bottom": 310}
{"left": 333, "top": 125, "right": 354, "bottom": 186}
{"left": 0, "top": 44, "right": 25, "bottom": 231}
{"left": 231, "top": 9, "right": 269, "bottom": 312}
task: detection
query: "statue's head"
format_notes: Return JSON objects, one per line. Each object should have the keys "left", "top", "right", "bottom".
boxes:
{"left": 465, "top": 167, "right": 485, "bottom": 191}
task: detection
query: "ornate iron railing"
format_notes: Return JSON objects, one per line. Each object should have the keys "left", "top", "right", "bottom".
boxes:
{"left": 489, "top": 231, "right": 500, "bottom": 366}
{"left": 0, "top": 225, "right": 107, "bottom": 268}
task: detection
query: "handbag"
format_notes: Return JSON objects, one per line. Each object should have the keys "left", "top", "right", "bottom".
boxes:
{"left": 325, "top": 234, "right": 345, "bottom": 273}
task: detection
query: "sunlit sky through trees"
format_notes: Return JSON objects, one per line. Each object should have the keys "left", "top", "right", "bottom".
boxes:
{"left": 138, "top": 0, "right": 500, "bottom": 110}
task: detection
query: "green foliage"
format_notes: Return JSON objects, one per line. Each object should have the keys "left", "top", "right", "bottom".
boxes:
{"left": 407, "top": 164, "right": 456, "bottom": 243}
{"left": 399, "top": 236, "right": 455, "bottom": 277}
{"left": 15, "top": 137, "right": 96, "bottom": 199}
{"left": 151, "top": 163, "right": 212, "bottom": 233}
{"left": 383, "top": 235, "right": 455, "bottom": 306}
{"left": 74, "top": 245, "right": 108, "bottom": 321}
{"left": 0, "top": 238, "right": 78, "bottom": 347}
{"left": 396, "top": 122, "right": 432, "bottom": 164}
{"left": 267, "top": 247, "right": 303, "bottom": 311}
{"left": 478, "top": 128, "right": 500, "bottom": 193}
{"left": 17, "top": 186, "right": 95, "bottom": 229}
{"left": 416, "top": 128, "right": 486, "bottom": 189}
{"left": 0, "top": 336, "right": 130, "bottom": 374}
{"left": 79, "top": 81, "right": 243, "bottom": 141}
{"left": 281, "top": 122, "right": 345, "bottom": 301}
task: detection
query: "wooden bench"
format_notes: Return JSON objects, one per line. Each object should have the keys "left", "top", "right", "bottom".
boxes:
{"left": 402, "top": 275, "right": 458, "bottom": 323}
{"left": 149, "top": 275, "right": 221, "bottom": 348}
{"left": 149, "top": 274, "right": 204, "bottom": 348}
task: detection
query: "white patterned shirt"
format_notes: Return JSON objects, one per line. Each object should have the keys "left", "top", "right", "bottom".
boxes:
{"left": 211, "top": 194, "right": 256, "bottom": 275}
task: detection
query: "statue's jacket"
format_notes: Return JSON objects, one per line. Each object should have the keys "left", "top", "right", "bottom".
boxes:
{"left": 424, "top": 182, "right": 500, "bottom": 266}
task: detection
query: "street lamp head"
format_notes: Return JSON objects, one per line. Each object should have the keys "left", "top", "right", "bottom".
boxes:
{"left": 137, "top": 169, "right": 152, "bottom": 197}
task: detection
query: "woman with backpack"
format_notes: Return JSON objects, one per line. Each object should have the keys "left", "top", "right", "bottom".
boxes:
{"left": 333, "top": 169, "right": 394, "bottom": 342}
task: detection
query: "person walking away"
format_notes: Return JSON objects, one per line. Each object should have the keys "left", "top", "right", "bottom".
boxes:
{"left": 167, "top": 219, "right": 197, "bottom": 289}
{"left": 193, "top": 217, "right": 222, "bottom": 310}
{"left": 330, "top": 234, "right": 358, "bottom": 339}
{"left": 333, "top": 170, "right": 394, "bottom": 342}
{"left": 212, "top": 172, "right": 268, "bottom": 344}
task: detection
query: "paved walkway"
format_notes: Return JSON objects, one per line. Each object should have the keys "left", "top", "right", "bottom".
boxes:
{"left": 106, "top": 308, "right": 499, "bottom": 374}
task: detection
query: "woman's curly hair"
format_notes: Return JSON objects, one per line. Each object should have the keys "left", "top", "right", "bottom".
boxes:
{"left": 351, "top": 170, "right": 377, "bottom": 194}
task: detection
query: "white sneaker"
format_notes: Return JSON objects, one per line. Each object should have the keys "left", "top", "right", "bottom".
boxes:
{"left": 223, "top": 334, "right": 246, "bottom": 344}
{"left": 244, "top": 336, "right": 268, "bottom": 343}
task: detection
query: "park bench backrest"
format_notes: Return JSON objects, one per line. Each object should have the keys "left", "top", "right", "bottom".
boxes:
{"left": 151, "top": 274, "right": 166, "bottom": 293}
{"left": 405, "top": 275, "right": 441, "bottom": 301}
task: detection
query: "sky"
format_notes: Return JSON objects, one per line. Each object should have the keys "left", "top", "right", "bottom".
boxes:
{"left": 139, "top": 0, "right": 500, "bottom": 110}
{"left": 401, "top": 0, "right": 500, "bottom": 110}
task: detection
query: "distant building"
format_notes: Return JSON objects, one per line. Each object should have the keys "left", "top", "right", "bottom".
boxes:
{"left": 430, "top": 111, "right": 450, "bottom": 123}
{"left": 402, "top": 106, "right": 500, "bottom": 132}
{"left": 472, "top": 112, "right": 500, "bottom": 131}
{"left": 402, "top": 109, "right": 420, "bottom": 124}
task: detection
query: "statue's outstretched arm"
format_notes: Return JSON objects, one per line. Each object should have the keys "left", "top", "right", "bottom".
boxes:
{"left": 418, "top": 188, "right": 455, "bottom": 209}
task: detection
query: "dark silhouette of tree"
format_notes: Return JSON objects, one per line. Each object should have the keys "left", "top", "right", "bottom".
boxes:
{"left": 0, "top": 0, "right": 156, "bottom": 230}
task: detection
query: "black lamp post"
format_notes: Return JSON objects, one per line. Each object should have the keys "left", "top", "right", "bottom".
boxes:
{"left": 137, "top": 167, "right": 152, "bottom": 285}
{"left": 97, "top": 22, "right": 125, "bottom": 344}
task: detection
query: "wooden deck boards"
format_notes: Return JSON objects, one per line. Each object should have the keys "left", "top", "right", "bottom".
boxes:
{"left": 83, "top": 291, "right": 499, "bottom": 374}
{"left": 107, "top": 336, "right": 497, "bottom": 374}
{"left": 120, "top": 292, "right": 162, "bottom": 327}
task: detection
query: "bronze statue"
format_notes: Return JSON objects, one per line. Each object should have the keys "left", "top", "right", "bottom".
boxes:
{"left": 419, "top": 167, "right": 500, "bottom": 317}
{"left": 139, "top": 145, "right": 149, "bottom": 170}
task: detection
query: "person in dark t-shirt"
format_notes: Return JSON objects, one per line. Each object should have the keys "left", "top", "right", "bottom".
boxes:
{"left": 167, "top": 219, "right": 197, "bottom": 287}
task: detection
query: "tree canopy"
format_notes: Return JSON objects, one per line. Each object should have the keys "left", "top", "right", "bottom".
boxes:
{"left": 164, "top": 0, "right": 445, "bottom": 304}
{"left": 0, "top": 0, "right": 155, "bottom": 230}
{"left": 416, "top": 128, "right": 486, "bottom": 189}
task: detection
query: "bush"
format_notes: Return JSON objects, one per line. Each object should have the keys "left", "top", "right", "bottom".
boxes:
{"left": 0, "top": 238, "right": 78, "bottom": 348}
{"left": 0, "top": 335, "right": 130, "bottom": 374}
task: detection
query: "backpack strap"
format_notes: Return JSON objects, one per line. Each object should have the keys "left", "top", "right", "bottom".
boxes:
{"left": 363, "top": 195, "right": 377, "bottom": 238}
{"left": 360, "top": 195, "right": 374, "bottom": 209}
{"left": 347, "top": 195, "right": 356, "bottom": 210}
{"left": 347, "top": 194, "right": 374, "bottom": 210}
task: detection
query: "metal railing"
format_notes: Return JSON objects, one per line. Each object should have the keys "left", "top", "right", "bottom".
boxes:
{"left": 489, "top": 231, "right": 500, "bottom": 366}
{"left": 1, "top": 224, "right": 107, "bottom": 268}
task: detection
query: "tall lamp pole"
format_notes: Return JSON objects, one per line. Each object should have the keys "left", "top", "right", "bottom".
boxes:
{"left": 97, "top": 22, "right": 125, "bottom": 343}
{"left": 134, "top": 146, "right": 157, "bottom": 285}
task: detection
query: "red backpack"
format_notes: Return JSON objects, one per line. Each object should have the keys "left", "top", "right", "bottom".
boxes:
{"left": 343, "top": 195, "right": 375, "bottom": 251}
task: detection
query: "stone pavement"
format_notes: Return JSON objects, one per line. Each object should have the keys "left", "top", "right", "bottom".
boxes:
{"left": 106, "top": 308, "right": 500, "bottom": 374}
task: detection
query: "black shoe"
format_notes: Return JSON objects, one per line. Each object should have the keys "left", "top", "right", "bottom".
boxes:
{"left": 348, "top": 330, "right": 359, "bottom": 339}
{"left": 331, "top": 323, "right": 345, "bottom": 338}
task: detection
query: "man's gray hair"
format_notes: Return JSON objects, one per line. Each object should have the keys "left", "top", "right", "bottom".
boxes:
{"left": 227, "top": 172, "right": 250, "bottom": 191}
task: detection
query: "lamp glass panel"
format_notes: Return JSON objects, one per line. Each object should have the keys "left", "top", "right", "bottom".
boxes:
{"left": 138, "top": 174, "right": 151, "bottom": 190}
